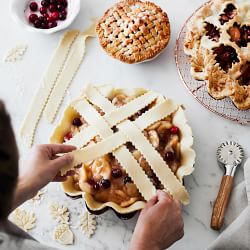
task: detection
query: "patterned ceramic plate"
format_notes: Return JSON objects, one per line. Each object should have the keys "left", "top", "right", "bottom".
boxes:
{"left": 175, "top": 2, "right": 250, "bottom": 125}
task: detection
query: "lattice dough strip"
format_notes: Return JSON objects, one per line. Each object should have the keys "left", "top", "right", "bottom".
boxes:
{"left": 118, "top": 121, "right": 189, "bottom": 204}
{"left": 44, "top": 25, "right": 96, "bottom": 123}
{"left": 70, "top": 97, "right": 157, "bottom": 201}
{"left": 20, "top": 30, "right": 80, "bottom": 147}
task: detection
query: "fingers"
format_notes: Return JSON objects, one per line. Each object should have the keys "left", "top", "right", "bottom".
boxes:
{"left": 45, "top": 144, "right": 76, "bottom": 155}
{"left": 144, "top": 195, "right": 158, "bottom": 209}
{"left": 53, "top": 175, "right": 67, "bottom": 182}
{"left": 51, "top": 153, "right": 74, "bottom": 172}
{"left": 157, "top": 190, "right": 173, "bottom": 203}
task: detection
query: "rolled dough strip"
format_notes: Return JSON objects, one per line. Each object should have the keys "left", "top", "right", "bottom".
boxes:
{"left": 44, "top": 25, "right": 96, "bottom": 123}
{"left": 20, "top": 30, "right": 80, "bottom": 147}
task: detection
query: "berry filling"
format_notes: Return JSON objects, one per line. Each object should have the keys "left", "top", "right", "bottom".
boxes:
{"left": 219, "top": 4, "right": 237, "bottom": 25}
{"left": 27, "top": 0, "right": 68, "bottom": 29}
{"left": 228, "top": 23, "right": 250, "bottom": 47}
{"left": 213, "top": 45, "right": 239, "bottom": 72}
{"left": 238, "top": 62, "right": 250, "bottom": 86}
{"left": 205, "top": 23, "right": 220, "bottom": 42}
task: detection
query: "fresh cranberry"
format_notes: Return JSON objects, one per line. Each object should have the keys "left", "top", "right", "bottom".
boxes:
{"left": 41, "top": 0, "right": 50, "bottom": 7}
{"left": 72, "top": 118, "right": 82, "bottom": 127}
{"left": 61, "top": 10, "right": 67, "bottom": 16}
{"left": 40, "top": 6, "right": 47, "bottom": 14}
{"left": 49, "top": 4, "right": 57, "bottom": 12}
{"left": 165, "top": 151, "right": 175, "bottom": 162}
{"left": 50, "top": 0, "right": 57, "bottom": 4}
{"left": 48, "top": 21, "right": 57, "bottom": 28}
{"left": 88, "top": 179, "right": 100, "bottom": 191}
{"left": 124, "top": 175, "right": 132, "bottom": 184}
{"left": 34, "top": 19, "right": 42, "bottom": 28}
{"left": 59, "top": 13, "right": 67, "bottom": 20}
{"left": 64, "top": 132, "right": 72, "bottom": 141}
{"left": 100, "top": 179, "right": 111, "bottom": 189}
{"left": 47, "top": 16, "right": 54, "bottom": 22}
{"left": 57, "top": 4, "right": 66, "bottom": 11}
{"left": 39, "top": 16, "right": 46, "bottom": 22}
{"left": 170, "top": 126, "right": 179, "bottom": 135}
{"left": 41, "top": 22, "right": 49, "bottom": 29}
{"left": 112, "top": 168, "right": 122, "bottom": 178}
{"left": 29, "top": 2, "right": 38, "bottom": 12}
{"left": 29, "top": 13, "right": 38, "bottom": 23}
{"left": 43, "top": 13, "right": 49, "bottom": 19}
{"left": 51, "top": 11, "right": 59, "bottom": 20}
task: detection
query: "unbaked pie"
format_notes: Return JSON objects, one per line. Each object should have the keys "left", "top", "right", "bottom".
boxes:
{"left": 184, "top": 0, "right": 250, "bottom": 110}
{"left": 96, "top": 0, "right": 170, "bottom": 64}
{"left": 50, "top": 85, "right": 195, "bottom": 214}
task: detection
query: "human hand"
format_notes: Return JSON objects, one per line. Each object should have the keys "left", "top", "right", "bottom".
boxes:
{"left": 13, "top": 144, "right": 76, "bottom": 208}
{"left": 130, "top": 190, "right": 184, "bottom": 250}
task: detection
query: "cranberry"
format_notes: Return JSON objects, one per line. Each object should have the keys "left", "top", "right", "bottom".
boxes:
{"left": 124, "top": 175, "right": 132, "bottom": 184}
{"left": 29, "top": 13, "right": 38, "bottom": 23}
{"left": 51, "top": 11, "right": 59, "bottom": 20}
{"left": 47, "top": 16, "right": 54, "bottom": 22}
{"left": 49, "top": 4, "right": 57, "bottom": 12}
{"left": 29, "top": 2, "right": 38, "bottom": 11}
{"left": 41, "top": 0, "right": 50, "bottom": 7}
{"left": 40, "top": 6, "right": 47, "bottom": 15}
{"left": 34, "top": 19, "right": 42, "bottom": 28}
{"left": 41, "top": 22, "right": 49, "bottom": 29}
{"left": 64, "top": 132, "right": 72, "bottom": 141}
{"left": 112, "top": 168, "right": 122, "bottom": 178}
{"left": 72, "top": 118, "right": 82, "bottom": 127}
{"left": 170, "top": 126, "right": 179, "bottom": 135}
{"left": 39, "top": 16, "right": 46, "bottom": 22}
{"left": 50, "top": 0, "right": 57, "bottom": 4}
{"left": 57, "top": 4, "right": 66, "bottom": 11}
{"left": 165, "top": 151, "right": 175, "bottom": 162}
{"left": 43, "top": 13, "right": 49, "bottom": 19}
{"left": 100, "top": 179, "right": 111, "bottom": 189}
{"left": 48, "top": 21, "right": 57, "bottom": 28}
{"left": 88, "top": 179, "right": 100, "bottom": 191}
{"left": 61, "top": 10, "right": 67, "bottom": 16}
{"left": 59, "top": 13, "right": 67, "bottom": 20}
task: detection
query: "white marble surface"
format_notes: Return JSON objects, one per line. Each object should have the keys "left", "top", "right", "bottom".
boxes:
{"left": 0, "top": 0, "right": 249, "bottom": 249}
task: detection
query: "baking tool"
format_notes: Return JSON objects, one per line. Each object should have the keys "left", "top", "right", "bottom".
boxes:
{"left": 211, "top": 141, "right": 244, "bottom": 230}
{"left": 175, "top": 1, "right": 250, "bottom": 125}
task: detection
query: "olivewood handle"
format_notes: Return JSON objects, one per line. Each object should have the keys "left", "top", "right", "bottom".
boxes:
{"left": 211, "top": 175, "right": 234, "bottom": 230}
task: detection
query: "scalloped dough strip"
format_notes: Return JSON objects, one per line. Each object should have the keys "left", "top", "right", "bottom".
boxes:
{"left": 118, "top": 120, "right": 190, "bottom": 205}
{"left": 66, "top": 99, "right": 179, "bottom": 167}
{"left": 44, "top": 25, "right": 96, "bottom": 123}
{"left": 69, "top": 97, "right": 156, "bottom": 201}
{"left": 20, "top": 30, "right": 80, "bottom": 147}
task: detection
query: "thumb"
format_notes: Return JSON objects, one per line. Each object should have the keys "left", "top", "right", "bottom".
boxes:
{"left": 51, "top": 153, "right": 74, "bottom": 172}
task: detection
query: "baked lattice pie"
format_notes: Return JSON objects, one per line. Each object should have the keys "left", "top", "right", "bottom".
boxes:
{"left": 184, "top": 0, "right": 250, "bottom": 110}
{"left": 51, "top": 85, "right": 195, "bottom": 214}
{"left": 96, "top": 0, "right": 170, "bottom": 64}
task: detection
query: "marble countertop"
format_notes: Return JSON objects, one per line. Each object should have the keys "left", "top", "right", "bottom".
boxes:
{"left": 0, "top": 0, "right": 249, "bottom": 249}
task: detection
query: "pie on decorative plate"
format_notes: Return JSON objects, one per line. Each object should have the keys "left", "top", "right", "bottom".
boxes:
{"left": 50, "top": 85, "right": 195, "bottom": 214}
{"left": 184, "top": 0, "right": 250, "bottom": 110}
{"left": 96, "top": 0, "right": 170, "bottom": 64}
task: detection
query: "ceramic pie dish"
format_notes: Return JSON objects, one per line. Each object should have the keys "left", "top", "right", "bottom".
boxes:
{"left": 184, "top": 0, "right": 250, "bottom": 110}
{"left": 96, "top": 0, "right": 170, "bottom": 64}
{"left": 50, "top": 85, "right": 195, "bottom": 216}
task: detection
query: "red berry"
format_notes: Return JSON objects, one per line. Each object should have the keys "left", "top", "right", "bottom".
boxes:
{"left": 29, "top": 2, "right": 38, "bottom": 11}
{"left": 59, "top": 12, "right": 66, "bottom": 20}
{"left": 165, "top": 151, "right": 175, "bottom": 162}
{"left": 29, "top": 14, "right": 38, "bottom": 23}
{"left": 170, "top": 126, "right": 179, "bottom": 134}
{"left": 61, "top": 10, "right": 67, "bottom": 16}
{"left": 39, "top": 16, "right": 46, "bottom": 22}
{"left": 34, "top": 19, "right": 42, "bottom": 28}
{"left": 112, "top": 168, "right": 122, "bottom": 178}
{"left": 40, "top": 6, "right": 47, "bottom": 14}
{"left": 47, "top": 16, "right": 54, "bottom": 22}
{"left": 43, "top": 13, "right": 49, "bottom": 19}
{"left": 100, "top": 179, "right": 111, "bottom": 189}
{"left": 50, "top": 0, "right": 57, "bottom": 4}
{"left": 57, "top": 4, "right": 65, "bottom": 11}
{"left": 49, "top": 4, "right": 57, "bottom": 12}
{"left": 124, "top": 175, "right": 132, "bottom": 184}
{"left": 51, "top": 11, "right": 59, "bottom": 20}
{"left": 41, "top": 0, "right": 50, "bottom": 7}
{"left": 72, "top": 118, "right": 82, "bottom": 127}
{"left": 48, "top": 21, "right": 57, "bottom": 28}
{"left": 41, "top": 22, "right": 49, "bottom": 29}
{"left": 64, "top": 132, "right": 72, "bottom": 141}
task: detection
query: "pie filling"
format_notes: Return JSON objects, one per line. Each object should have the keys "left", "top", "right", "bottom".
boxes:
{"left": 205, "top": 22, "right": 220, "bottom": 42}
{"left": 238, "top": 62, "right": 250, "bottom": 86}
{"left": 228, "top": 23, "right": 250, "bottom": 47}
{"left": 219, "top": 4, "right": 237, "bottom": 25}
{"left": 63, "top": 94, "right": 181, "bottom": 207}
{"left": 213, "top": 44, "right": 239, "bottom": 72}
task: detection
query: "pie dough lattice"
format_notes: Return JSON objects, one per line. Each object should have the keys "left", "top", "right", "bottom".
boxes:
{"left": 96, "top": 0, "right": 170, "bottom": 64}
{"left": 51, "top": 85, "right": 195, "bottom": 212}
{"left": 184, "top": 0, "right": 250, "bottom": 110}
{"left": 20, "top": 25, "right": 95, "bottom": 147}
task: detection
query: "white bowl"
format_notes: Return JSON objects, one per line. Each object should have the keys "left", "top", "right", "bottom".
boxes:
{"left": 10, "top": 0, "right": 80, "bottom": 34}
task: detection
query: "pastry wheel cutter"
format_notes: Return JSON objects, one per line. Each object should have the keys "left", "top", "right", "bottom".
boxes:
{"left": 211, "top": 141, "right": 244, "bottom": 230}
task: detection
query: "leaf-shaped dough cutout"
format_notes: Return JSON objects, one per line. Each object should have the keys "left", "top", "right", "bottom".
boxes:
{"left": 53, "top": 224, "right": 74, "bottom": 245}
{"left": 79, "top": 212, "right": 97, "bottom": 238}
{"left": 4, "top": 45, "right": 27, "bottom": 62}
{"left": 49, "top": 202, "right": 70, "bottom": 224}
{"left": 10, "top": 208, "right": 36, "bottom": 232}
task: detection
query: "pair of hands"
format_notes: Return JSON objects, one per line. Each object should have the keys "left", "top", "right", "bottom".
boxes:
{"left": 16, "top": 144, "right": 184, "bottom": 250}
